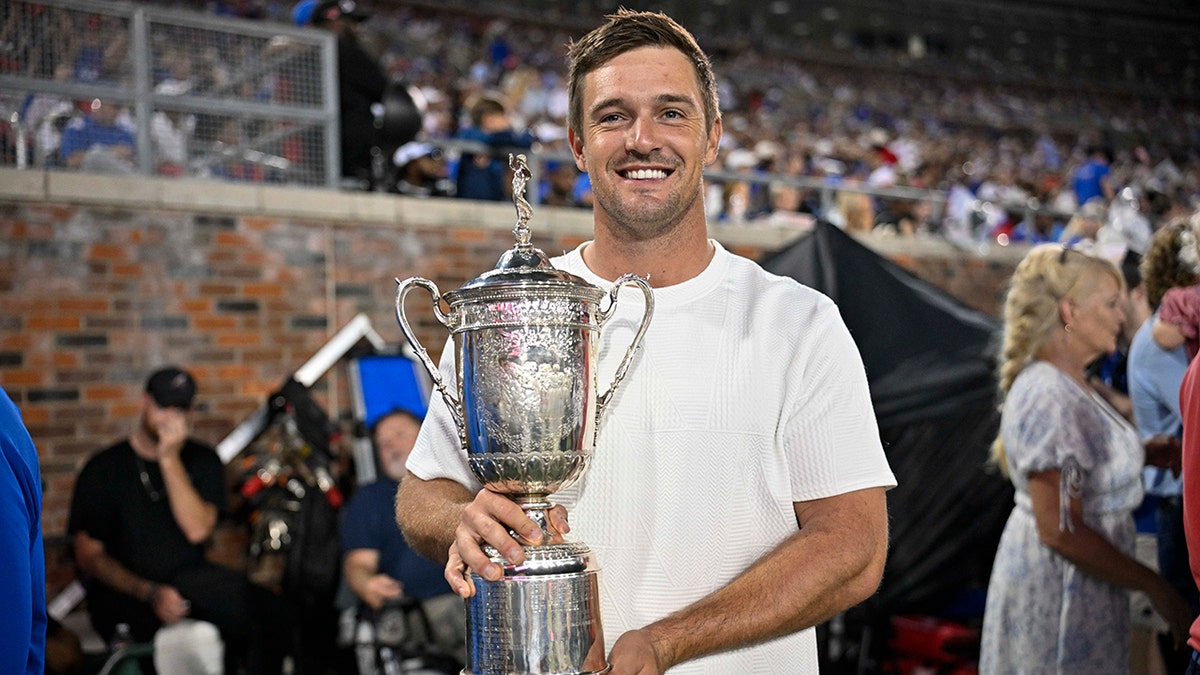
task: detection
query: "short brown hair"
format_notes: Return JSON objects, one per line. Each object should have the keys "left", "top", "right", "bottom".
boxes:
{"left": 566, "top": 9, "right": 719, "bottom": 139}
{"left": 469, "top": 93, "right": 507, "bottom": 127}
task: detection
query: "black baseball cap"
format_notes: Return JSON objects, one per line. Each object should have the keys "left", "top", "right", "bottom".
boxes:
{"left": 145, "top": 367, "right": 197, "bottom": 410}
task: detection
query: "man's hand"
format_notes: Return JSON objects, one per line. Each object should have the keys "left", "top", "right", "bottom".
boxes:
{"left": 150, "top": 584, "right": 191, "bottom": 625}
{"left": 1148, "top": 577, "right": 1193, "bottom": 650}
{"left": 445, "top": 489, "right": 569, "bottom": 596}
{"left": 608, "top": 629, "right": 666, "bottom": 675}
{"left": 1144, "top": 434, "right": 1182, "bottom": 476}
{"left": 153, "top": 408, "right": 188, "bottom": 460}
{"left": 361, "top": 574, "right": 403, "bottom": 610}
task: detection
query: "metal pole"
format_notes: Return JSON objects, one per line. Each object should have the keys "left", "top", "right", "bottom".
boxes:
{"left": 131, "top": 8, "right": 154, "bottom": 176}
{"left": 321, "top": 32, "right": 341, "bottom": 189}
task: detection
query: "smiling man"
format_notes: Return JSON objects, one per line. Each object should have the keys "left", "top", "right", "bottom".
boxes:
{"left": 395, "top": 10, "right": 895, "bottom": 674}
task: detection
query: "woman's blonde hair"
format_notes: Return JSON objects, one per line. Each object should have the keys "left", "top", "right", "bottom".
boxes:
{"left": 990, "top": 244, "right": 1123, "bottom": 474}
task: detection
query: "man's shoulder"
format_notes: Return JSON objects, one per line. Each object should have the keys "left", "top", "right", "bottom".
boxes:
{"left": 343, "top": 478, "right": 399, "bottom": 523}
{"left": 75, "top": 440, "right": 133, "bottom": 487}
{"left": 180, "top": 438, "right": 221, "bottom": 464}
{"left": 1129, "top": 319, "right": 1186, "bottom": 370}
{"left": 723, "top": 251, "right": 834, "bottom": 315}
{"left": 86, "top": 439, "right": 132, "bottom": 464}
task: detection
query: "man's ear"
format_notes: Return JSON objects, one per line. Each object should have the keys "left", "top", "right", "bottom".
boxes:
{"left": 704, "top": 116, "right": 723, "bottom": 166}
{"left": 568, "top": 128, "right": 587, "bottom": 173}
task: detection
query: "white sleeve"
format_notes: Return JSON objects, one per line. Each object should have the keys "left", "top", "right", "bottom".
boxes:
{"left": 781, "top": 300, "right": 896, "bottom": 501}
{"left": 406, "top": 338, "right": 483, "bottom": 492}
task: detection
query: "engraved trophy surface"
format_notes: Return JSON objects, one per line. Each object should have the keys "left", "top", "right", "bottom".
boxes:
{"left": 395, "top": 155, "right": 654, "bottom": 675}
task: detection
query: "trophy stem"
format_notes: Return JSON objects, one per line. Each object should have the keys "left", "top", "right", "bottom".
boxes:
{"left": 516, "top": 496, "right": 557, "bottom": 543}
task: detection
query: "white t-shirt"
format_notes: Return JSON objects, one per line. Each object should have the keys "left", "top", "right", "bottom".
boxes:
{"left": 407, "top": 240, "right": 896, "bottom": 674}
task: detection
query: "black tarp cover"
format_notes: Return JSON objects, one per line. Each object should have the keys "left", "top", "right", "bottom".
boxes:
{"left": 761, "top": 222, "right": 1014, "bottom": 618}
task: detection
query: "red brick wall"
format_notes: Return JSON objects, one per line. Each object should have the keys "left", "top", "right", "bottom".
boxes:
{"left": 0, "top": 194, "right": 1016, "bottom": 596}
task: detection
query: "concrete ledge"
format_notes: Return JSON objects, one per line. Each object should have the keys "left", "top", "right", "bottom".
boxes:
{"left": 0, "top": 167, "right": 1027, "bottom": 260}
{"left": 45, "top": 171, "right": 160, "bottom": 208}
{"left": 161, "top": 177, "right": 260, "bottom": 213}
{"left": 0, "top": 167, "right": 44, "bottom": 200}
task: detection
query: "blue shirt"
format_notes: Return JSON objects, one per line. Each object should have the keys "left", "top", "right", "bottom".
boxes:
{"left": 1128, "top": 318, "right": 1186, "bottom": 496}
{"left": 453, "top": 127, "right": 535, "bottom": 201}
{"left": 59, "top": 116, "right": 135, "bottom": 162}
{"left": 340, "top": 478, "right": 451, "bottom": 601}
{"left": 1072, "top": 158, "right": 1109, "bottom": 206}
{"left": 0, "top": 386, "right": 46, "bottom": 675}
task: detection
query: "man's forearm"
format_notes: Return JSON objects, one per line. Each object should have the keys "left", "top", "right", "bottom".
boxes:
{"left": 642, "top": 487, "right": 889, "bottom": 669}
{"left": 76, "top": 540, "right": 155, "bottom": 604}
{"left": 395, "top": 472, "right": 475, "bottom": 563}
{"left": 158, "top": 454, "right": 217, "bottom": 543}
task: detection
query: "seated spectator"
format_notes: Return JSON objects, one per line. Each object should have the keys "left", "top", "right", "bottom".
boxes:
{"left": 539, "top": 161, "right": 582, "bottom": 207}
{"left": 68, "top": 367, "right": 288, "bottom": 674}
{"left": 340, "top": 409, "right": 465, "bottom": 663}
{"left": 19, "top": 62, "right": 75, "bottom": 167}
{"left": 150, "top": 81, "right": 195, "bottom": 176}
{"left": 59, "top": 97, "right": 135, "bottom": 174}
{"left": 454, "top": 93, "right": 535, "bottom": 201}
{"left": 390, "top": 142, "right": 453, "bottom": 197}
{"left": 1010, "top": 211, "right": 1066, "bottom": 245}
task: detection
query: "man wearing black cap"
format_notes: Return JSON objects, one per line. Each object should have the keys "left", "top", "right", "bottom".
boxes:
{"left": 68, "top": 367, "right": 286, "bottom": 673}
{"left": 311, "top": 0, "right": 389, "bottom": 187}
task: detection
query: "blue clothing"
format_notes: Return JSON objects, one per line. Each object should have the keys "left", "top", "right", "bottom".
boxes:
{"left": 1012, "top": 220, "right": 1065, "bottom": 244}
{"left": 59, "top": 116, "right": 135, "bottom": 162}
{"left": 1072, "top": 158, "right": 1110, "bottom": 206}
{"left": 340, "top": 478, "right": 450, "bottom": 601}
{"left": 1128, "top": 317, "right": 1186, "bottom": 497}
{"left": 1128, "top": 316, "right": 1200, "bottom": 642}
{"left": 454, "top": 127, "right": 535, "bottom": 201}
{"left": 0, "top": 386, "right": 46, "bottom": 675}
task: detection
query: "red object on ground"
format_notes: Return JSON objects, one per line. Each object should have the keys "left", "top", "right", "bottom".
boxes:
{"left": 888, "top": 614, "right": 980, "bottom": 666}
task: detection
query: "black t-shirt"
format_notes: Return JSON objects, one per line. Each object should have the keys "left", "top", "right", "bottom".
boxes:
{"left": 67, "top": 439, "right": 226, "bottom": 582}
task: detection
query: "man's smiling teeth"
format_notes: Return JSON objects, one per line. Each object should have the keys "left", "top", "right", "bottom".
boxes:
{"left": 624, "top": 168, "right": 668, "bottom": 180}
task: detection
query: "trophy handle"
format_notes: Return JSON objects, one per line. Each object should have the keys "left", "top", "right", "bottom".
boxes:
{"left": 394, "top": 277, "right": 464, "bottom": 430}
{"left": 596, "top": 273, "right": 654, "bottom": 417}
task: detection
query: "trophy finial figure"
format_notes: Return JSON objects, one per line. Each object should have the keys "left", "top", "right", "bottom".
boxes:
{"left": 510, "top": 154, "right": 533, "bottom": 246}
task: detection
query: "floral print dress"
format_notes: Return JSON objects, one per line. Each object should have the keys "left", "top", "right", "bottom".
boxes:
{"left": 980, "top": 361, "right": 1144, "bottom": 674}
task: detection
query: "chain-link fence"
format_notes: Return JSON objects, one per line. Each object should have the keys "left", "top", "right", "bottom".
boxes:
{"left": 0, "top": 0, "right": 339, "bottom": 187}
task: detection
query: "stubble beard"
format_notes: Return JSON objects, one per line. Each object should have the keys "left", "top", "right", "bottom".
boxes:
{"left": 596, "top": 171, "right": 704, "bottom": 243}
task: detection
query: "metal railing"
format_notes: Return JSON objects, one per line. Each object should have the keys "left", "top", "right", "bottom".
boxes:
{"left": 0, "top": 0, "right": 339, "bottom": 187}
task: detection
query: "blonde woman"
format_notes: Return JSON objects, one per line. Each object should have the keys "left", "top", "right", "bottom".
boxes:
{"left": 980, "top": 244, "right": 1191, "bottom": 673}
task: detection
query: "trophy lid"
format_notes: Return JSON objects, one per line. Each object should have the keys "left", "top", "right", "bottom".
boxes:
{"left": 448, "top": 154, "right": 602, "bottom": 301}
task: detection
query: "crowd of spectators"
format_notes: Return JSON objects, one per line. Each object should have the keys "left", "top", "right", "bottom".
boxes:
{"left": 3, "top": 0, "right": 1199, "bottom": 246}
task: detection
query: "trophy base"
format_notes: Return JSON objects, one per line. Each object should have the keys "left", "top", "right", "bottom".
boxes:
{"left": 463, "top": 540, "right": 608, "bottom": 675}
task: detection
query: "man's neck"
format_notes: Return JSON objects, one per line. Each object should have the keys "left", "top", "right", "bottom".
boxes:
{"left": 583, "top": 221, "right": 714, "bottom": 288}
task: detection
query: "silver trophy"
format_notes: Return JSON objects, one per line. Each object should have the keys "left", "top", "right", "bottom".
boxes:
{"left": 395, "top": 155, "right": 654, "bottom": 675}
